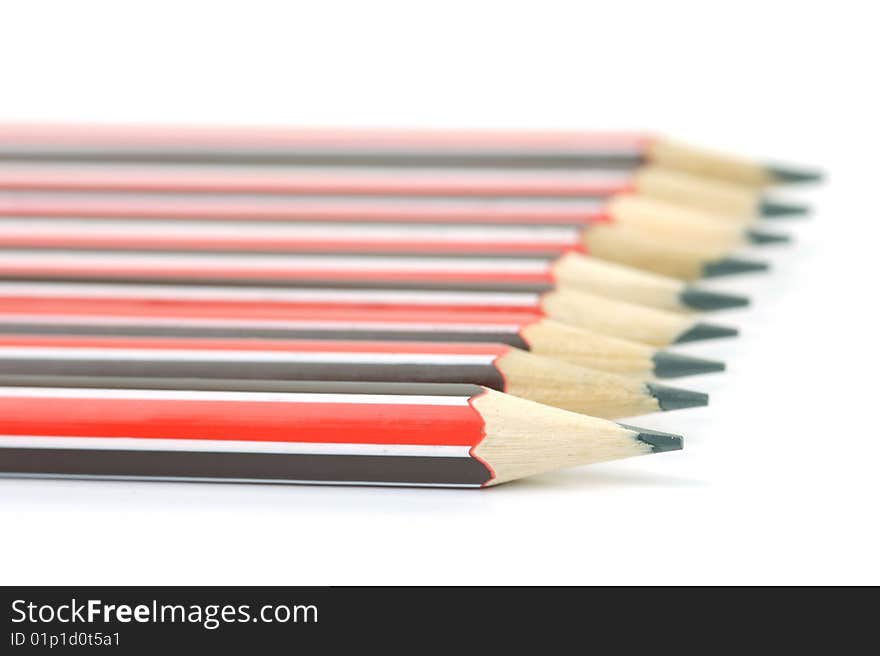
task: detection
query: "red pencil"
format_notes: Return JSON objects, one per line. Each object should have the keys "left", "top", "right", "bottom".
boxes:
{"left": 0, "top": 300, "right": 724, "bottom": 378}
{"left": 0, "top": 385, "right": 681, "bottom": 487}
{"left": 0, "top": 333, "right": 709, "bottom": 418}
{"left": 0, "top": 194, "right": 775, "bottom": 279}
{"left": 0, "top": 249, "right": 752, "bottom": 311}
{"left": 0, "top": 280, "right": 738, "bottom": 348}
{"left": 0, "top": 123, "right": 820, "bottom": 188}
{"left": 0, "top": 164, "right": 771, "bottom": 219}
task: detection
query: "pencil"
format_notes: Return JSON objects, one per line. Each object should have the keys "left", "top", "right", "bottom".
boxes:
{"left": 0, "top": 190, "right": 789, "bottom": 253}
{"left": 0, "top": 231, "right": 748, "bottom": 311}
{"left": 0, "top": 302, "right": 725, "bottom": 378}
{"left": 0, "top": 280, "right": 739, "bottom": 348}
{"left": 0, "top": 163, "right": 807, "bottom": 220}
{"left": 0, "top": 123, "right": 821, "bottom": 187}
{"left": 0, "top": 195, "right": 787, "bottom": 280}
{"left": 0, "top": 385, "right": 683, "bottom": 487}
{"left": 0, "top": 335, "right": 709, "bottom": 418}
{"left": 0, "top": 247, "right": 750, "bottom": 312}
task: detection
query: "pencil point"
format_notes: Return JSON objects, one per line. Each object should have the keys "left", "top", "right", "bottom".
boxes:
{"left": 766, "top": 164, "right": 824, "bottom": 185}
{"left": 759, "top": 199, "right": 810, "bottom": 217}
{"left": 674, "top": 322, "right": 739, "bottom": 344}
{"left": 702, "top": 257, "right": 770, "bottom": 278}
{"left": 645, "top": 383, "right": 709, "bottom": 411}
{"left": 651, "top": 351, "right": 726, "bottom": 378}
{"left": 620, "top": 424, "right": 683, "bottom": 453}
{"left": 747, "top": 230, "right": 792, "bottom": 246}
{"left": 679, "top": 286, "right": 749, "bottom": 311}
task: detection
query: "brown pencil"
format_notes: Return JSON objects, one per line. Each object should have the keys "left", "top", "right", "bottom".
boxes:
{"left": 0, "top": 334, "right": 710, "bottom": 419}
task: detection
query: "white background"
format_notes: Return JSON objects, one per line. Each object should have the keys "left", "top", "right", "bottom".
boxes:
{"left": 0, "top": 0, "right": 877, "bottom": 585}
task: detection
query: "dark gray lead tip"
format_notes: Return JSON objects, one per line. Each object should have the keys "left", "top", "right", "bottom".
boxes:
{"left": 766, "top": 164, "right": 824, "bottom": 185}
{"left": 747, "top": 230, "right": 792, "bottom": 246}
{"left": 759, "top": 199, "right": 810, "bottom": 218}
{"left": 645, "top": 383, "right": 709, "bottom": 411}
{"left": 680, "top": 286, "right": 750, "bottom": 311}
{"left": 651, "top": 351, "right": 726, "bottom": 378}
{"left": 619, "top": 424, "right": 684, "bottom": 453}
{"left": 702, "top": 257, "right": 770, "bottom": 278}
{"left": 674, "top": 322, "right": 739, "bottom": 344}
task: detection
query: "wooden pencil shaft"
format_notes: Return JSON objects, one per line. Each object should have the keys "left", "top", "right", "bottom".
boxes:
{"left": 648, "top": 139, "right": 773, "bottom": 187}
{"left": 552, "top": 252, "right": 685, "bottom": 311}
{"left": 582, "top": 224, "right": 760, "bottom": 280}
{"left": 607, "top": 196, "right": 751, "bottom": 242}
{"left": 634, "top": 167, "right": 760, "bottom": 218}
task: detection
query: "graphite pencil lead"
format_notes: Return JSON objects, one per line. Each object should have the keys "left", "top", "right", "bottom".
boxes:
{"left": 759, "top": 199, "right": 810, "bottom": 218}
{"left": 673, "top": 322, "right": 739, "bottom": 344}
{"left": 644, "top": 383, "right": 709, "bottom": 411}
{"left": 650, "top": 351, "right": 726, "bottom": 378}
{"left": 766, "top": 164, "right": 825, "bottom": 185}
{"left": 679, "top": 286, "right": 750, "bottom": 311}
{"left": 746, "top": 230, "right": 792, "bottom": 245}
{"left": 701, "top": 257, "right": 770, "bottom": 278}
{"left": 619, "top": 424, "right": 684, "bottom": 453}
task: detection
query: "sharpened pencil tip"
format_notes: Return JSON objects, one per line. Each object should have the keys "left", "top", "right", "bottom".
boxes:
{"left": 766, "top": 164, "right": 824, "bottom": 185}
{"left": 674, "top": 322, "right": 739, "bottom": 344}
{"left": 759, "top": 199, "right": 810, "bottom": 218}
{"left": 651, "top": 351, "right": 726, "bottom": 378}
{"left": 620, "top": 424, "right": 684, "bottom": 453}
{"left": 679, "top": 286, "right": 750, "bottom": 311}
{"left": 646, "top": 383, "right": 709, "bottom": 411}
{"left": 702, "top": 257, "right": 770, "bottom": 278}
{"left": 747, "top": 230, "right": 792, "bottom": 246}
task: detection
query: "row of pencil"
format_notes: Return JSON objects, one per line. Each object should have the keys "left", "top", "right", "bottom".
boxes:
{"left": 0, "top": 125, "right": 822, "bottom": 487}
